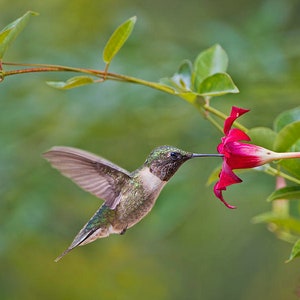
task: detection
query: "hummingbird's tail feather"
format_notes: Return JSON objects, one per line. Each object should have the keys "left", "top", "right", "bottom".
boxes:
{"left": 54, "top": 220, "right": 117, "bottom": 262}
{"left": 54, "top": 230, "right": 99, "bottom": 262}
{"left": 54, "top": 205, "right": 118, "bottom": 262}
{"left": 54, "top": 227, "right": 107, "bottom": 262}
{"left": 54, "top": 231, "right": 93, "bottom": 262}
{"left": 55, "top": 248, "right": 74, "bottom": 262}
{"left": 54, "top": 228, "right": 95, "bottom": 262}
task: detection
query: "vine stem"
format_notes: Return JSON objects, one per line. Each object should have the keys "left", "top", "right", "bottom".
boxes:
{"left": 2, "top": 61, "right": 176, "bottom": 94}
{"left": 263, "top": 165, "right": 300, "bottom": 185}
{"left": 192, "top": 99, "right": 224, "bottom": 132}
{"left": 2, "top": 62, "right": 248, "bottom": 132}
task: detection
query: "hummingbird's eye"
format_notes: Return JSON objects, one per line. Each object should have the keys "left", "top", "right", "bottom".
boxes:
{"left": 170, "top": 152, "right": 181, "bottom": 160}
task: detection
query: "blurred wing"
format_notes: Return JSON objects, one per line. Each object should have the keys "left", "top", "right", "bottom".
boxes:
{"left": 43, "top": 146, "right": 131, "bottom": 209}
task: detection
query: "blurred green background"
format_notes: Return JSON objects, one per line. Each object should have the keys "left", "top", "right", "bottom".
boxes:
{"left": 1, "top": 0, "right": 300, "bottom": 299}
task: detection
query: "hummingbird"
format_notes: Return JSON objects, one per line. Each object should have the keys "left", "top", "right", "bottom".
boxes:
{"left": 43, "top": 145, "right": 222, "bottom": 261}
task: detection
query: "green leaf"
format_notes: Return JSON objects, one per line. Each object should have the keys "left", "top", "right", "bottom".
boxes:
{"left": 274, "top": 107, "right": 300, "bottom": 133}
{"left": 0, "top": 11, "right": 38, "bottom": 59}
{"left": 278, "top": 159, "right": 300, "bottom": 180}
{"left": 173, "top": 91, "right": 198, "bottom": 103}
{"left": 273, "top": 110, "right": 300, "bottom": 178}
{"left": 286, "top": 239, "right": 300, "bottom": 262}
{"left": 159, "top": 60, "right": 193, "bottom": 92}
{"left": 274, "top": 121, "right": 300, "bottom": 152}
{"left": 103, "top": 16, "right": 136, "bottom": 64}
{"left": 206, "top": 165, "right": 221, "bottom": 186}
{"left": 192, "top": 44, "right": 228, "bottom": 91}
{"left": 159, "top": 77, "right": 198, "bottom": 103}
{"left": 267, "top": 186, "right": 300, "bottom": 202}
{"left": 160, "top": 60, "right": 198, "bottom": 103}
{"left": 171, "top": 60, "right": 193, "bottom": 90}
{"left": 206, "top": 165, "right": 248, "bottom": 186}
{"left": 46, "top": 76, "right": 95, "bottom": 90}
{"left": 197, "top": 73, "right": 239, "bottom": 96}
{"left": 247, "top": 127, "right": 277, "bottom": 150}
{"left": 252, "top": 212, "right": 300, "bottom": 234}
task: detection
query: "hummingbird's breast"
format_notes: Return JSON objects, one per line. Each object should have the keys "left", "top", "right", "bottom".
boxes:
{"left": 113, "top": 167, "right": 166, "bottom": 230}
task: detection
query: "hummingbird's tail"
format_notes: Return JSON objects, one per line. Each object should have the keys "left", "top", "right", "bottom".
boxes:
{"left": 54, "top": 226, "right": 110, "bottom": 262}
{"left": 54, "top": 205, "right": 117, "bottom": 262}
{"left": 54, "top": 225, "right": 113, "bottom": 262}
{"left": 54, "top": 247, "right": 74, "bottom": 262}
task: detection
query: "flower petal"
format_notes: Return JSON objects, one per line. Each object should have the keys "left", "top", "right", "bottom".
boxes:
{"left": 224, "top": 128, "right": 251, "bottom": 143}
{"left": 213, "top": 161, "right": 242, "bottom": 209}
{"left": 224, "top": 106, "right": 250, "bottom": 135}
{"left": 216, "top": 161, "right": 242, "bottom": 189}
{"left": 213, "top": 185, "right": 236, "bottom": 209}
{"left": 224, "top": 142, "right": 278, "bottom": 169}
{"left": 217, "top": 128, "right": 251, "bottom": 155}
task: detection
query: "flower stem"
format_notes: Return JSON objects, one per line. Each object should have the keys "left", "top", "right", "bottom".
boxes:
{"left": 2, "top": 61, "right": 176, "bottom": 94}
{"left": 275, "top": 152, "right": 300, "bottom": 160}
{"left": 2, "top": 62, "right": 247, "bottom": 133}
{"left": 264, "top": 165, "right": 300, "bottom": 185}
{"left": 192, "top": 98, "right": 224, "bottom": 133}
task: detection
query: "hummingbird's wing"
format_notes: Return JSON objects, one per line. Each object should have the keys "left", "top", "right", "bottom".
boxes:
{"left": 43, "top": 146, "right": 131, "bottom": 209}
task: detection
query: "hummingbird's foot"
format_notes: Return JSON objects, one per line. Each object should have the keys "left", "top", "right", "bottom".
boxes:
{"left": 120, "top": 226, "right": 128, "bottom": 235}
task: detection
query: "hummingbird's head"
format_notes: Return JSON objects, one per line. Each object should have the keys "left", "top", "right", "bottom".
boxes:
{"left": 144, "top": 145, "right": 194, "bottom": 181}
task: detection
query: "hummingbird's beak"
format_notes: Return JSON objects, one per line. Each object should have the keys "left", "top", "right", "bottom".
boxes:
{"left": 191, "top": 153, "right": 224, "bottom": 158}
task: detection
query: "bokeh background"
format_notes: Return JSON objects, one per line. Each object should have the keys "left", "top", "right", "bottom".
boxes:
{"left": 1, "top": 0, "right": 300, "bottom": 299}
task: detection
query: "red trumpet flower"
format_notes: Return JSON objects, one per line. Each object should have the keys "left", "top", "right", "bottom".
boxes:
{"left": 214, "top": 106, "right": 300, "bottom": 209}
